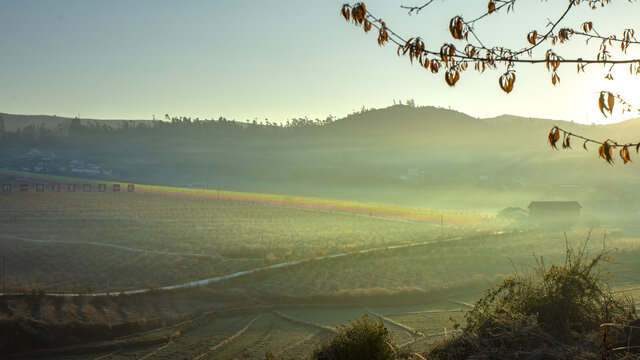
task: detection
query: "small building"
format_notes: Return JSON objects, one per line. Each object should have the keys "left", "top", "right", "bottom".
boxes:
{"left": 528, "top": 201, "right": 581, "bottom": 219}
{"left": 497, "top": 207, "right": 529, "bottom": 221}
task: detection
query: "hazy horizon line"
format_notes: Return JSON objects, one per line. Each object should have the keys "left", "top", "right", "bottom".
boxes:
{"left": 2, "top": 104, "right": 639, "bottom": 126}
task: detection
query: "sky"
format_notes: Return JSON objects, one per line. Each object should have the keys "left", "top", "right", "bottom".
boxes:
{"left": 1, "top": 0, "right": 639, "bottom": 124}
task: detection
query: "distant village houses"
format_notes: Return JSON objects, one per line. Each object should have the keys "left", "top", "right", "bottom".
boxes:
{"left": 1, "top": 149, "right": 114, "bottom": 177}
{"left": 67, "top": 160, "right": 100, "bottom": 175}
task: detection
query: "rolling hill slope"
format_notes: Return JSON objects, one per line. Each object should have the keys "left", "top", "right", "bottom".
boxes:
{"left": 2, "top": 105, "right": 640, "bottom": 227}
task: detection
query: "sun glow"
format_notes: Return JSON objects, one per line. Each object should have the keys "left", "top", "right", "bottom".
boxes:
{"left": 575, "top": 53, "right": 640, "bottom": 125}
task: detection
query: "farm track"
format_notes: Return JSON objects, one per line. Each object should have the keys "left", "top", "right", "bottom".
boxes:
{"left": 365, "top": 306, "right": 425, "bottom": 338}
{"left": 240, "top": 326, "right": 275, "bottom": 359}
{"left": 138, "top": 311, "right": 324, "bottom": 360}
{"left": 382, "top": 308, "right": 465, "bottom": 316}
{"left": 138, "top": 340, "right": 174, "bottom": 360}
{"left": 13, "top": 307, "right": 250, "bottom": 359}
{"left": 193, "top": 312, "right": 263, "bottom": 360}
{"left": 273, "top": 310, "right": 338, "bottom": 333}
{"left": 92, "top": 349, "right": 123, "bottom": 360}
{"left": 208, "top": 299, "right": 480, "bottom": 358}
{"left": 94, "top": 314, "right": 256, "bottom": 360}
{"left": 447, "top": 299, "right": 474, "bottom": 308}
{"left": 276, "top": 330, "right": 322, "bottom": 359}
{"left": 213, "top": 314, "right": 313, "bottom": 360}
{"left": 84, "top": 312, "right": 325, "bottom": 360}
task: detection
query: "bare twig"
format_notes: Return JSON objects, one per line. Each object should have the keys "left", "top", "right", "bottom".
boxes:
{"left": 400, "top": 0, "right": 438, "bottom": 15}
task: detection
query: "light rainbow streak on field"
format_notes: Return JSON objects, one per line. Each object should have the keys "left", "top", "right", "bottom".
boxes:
{"left": 0, "top": 170, "right": 484, "bottom": 226}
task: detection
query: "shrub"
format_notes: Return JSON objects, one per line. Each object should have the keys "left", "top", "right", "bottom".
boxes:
{"left": 312, "top": 314, "right": 411, "bottom": 360}
{"left": 427, "top": 239, "right": 637, "bottom": 359}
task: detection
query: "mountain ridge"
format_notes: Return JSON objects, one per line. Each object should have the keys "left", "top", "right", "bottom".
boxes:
{"left": 3, "top": 106, "right": 639, "bottom": 132}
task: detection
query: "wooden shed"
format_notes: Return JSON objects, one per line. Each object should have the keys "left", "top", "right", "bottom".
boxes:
{"left": 528, "top": 201, "right": 581, "bottom": 219}
{"left": 497, "top": 207, "right": 529, "bottom": 221}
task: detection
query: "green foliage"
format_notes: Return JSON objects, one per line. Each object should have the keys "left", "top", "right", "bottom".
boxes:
{"left": 312, "top": 314, "right": 410, "bottom": 360}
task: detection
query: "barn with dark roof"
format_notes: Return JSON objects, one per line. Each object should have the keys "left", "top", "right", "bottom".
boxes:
{"left": 528, "top": 201, "right": 581, "bottom": 219}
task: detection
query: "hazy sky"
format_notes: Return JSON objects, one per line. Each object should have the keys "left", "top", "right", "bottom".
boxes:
{"left": 1, "top": 1, "right": 639, "bottom": 124}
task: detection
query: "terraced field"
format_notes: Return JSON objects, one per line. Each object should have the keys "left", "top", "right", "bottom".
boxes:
{"left": 206, "top": 229, "right": 640, "bottom": 301}
{"left": 58, "top": 306, "right": 457, "bottom": 360}
{"left": 3, "top": 175, "right": 640, "bottom": 359}
{"left": 5, "top": 229, "right": 640, "bottom": 359}
{"left": 0, "top": 189, "right": 469, "bottom": 293}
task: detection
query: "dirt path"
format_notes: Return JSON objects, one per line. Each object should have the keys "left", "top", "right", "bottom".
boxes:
{"left": 193, "top": 313, "right": 263, "bottom": 360}
{"left": 273, "top": 310, "right": 338, "bottom": 334}
{"left": 364, "top": 306, "right": 426, "bottom": 338}
{"left": 275, "top": 330, "right": 322, "bottom": 359}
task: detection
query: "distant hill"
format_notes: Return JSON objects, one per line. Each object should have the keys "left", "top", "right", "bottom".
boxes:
{"left": 2, "top": 105, "right": 640, "bottom": 229}
{"left": 0, "top": 113, "right": 153, "bottom": 132}
{"left": 3, "top": 106, "right": 640, "bottom": 144}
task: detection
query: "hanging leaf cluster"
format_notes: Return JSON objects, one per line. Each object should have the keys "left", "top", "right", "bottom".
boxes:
{"left": 499, "top": 71, "right": 516, "bottom": 93}
{"left": 527, "top": 30, "right": 538, "bottom": 45}
{"left": 548, "top": 126, "right": 639, "bottom": 165}
{"left": 598, "top": 91, "right": 615, "bottom": 117}
{"left": 445, "top": 69, "right": 461, "bottom": 86}
{"left": 449, "top": 16, "right": 469, "bottom": 40}
{"left": 599, "top": 141, "right": 615, "bottom": 164}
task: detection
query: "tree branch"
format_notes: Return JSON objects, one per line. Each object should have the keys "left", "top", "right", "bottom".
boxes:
{"left": 400, "top": 0, "right": 438, "bottom": 15}
{"left": 341, "top": 2, "right": 640, "bottom": 91}
{"left": 548, "top": 125, "right": 639, "bottom": 165}
{"left": 355, "top": 6, "right": 638, "bottom": 64}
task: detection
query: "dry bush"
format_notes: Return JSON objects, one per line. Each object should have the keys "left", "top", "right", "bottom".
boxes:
{"left": 101, "top": 301, "right": 124, "bottom": 325}
{"left": 80, "top": 303, "right": 106, "bottom": 324}
{"left": 426, "top": 239, "right": 638, "bottom": 359}
{"left": 312, "top": 314, "right": 413, "bottom": 360}
{"left": 60, "top": 300, "right": 81, "bottom": 324}
{"left": 7, "top": 299, "right": 32, "bottom": 321}
{"left": 38, "top": 299, "right": 58, "bottom": 324}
